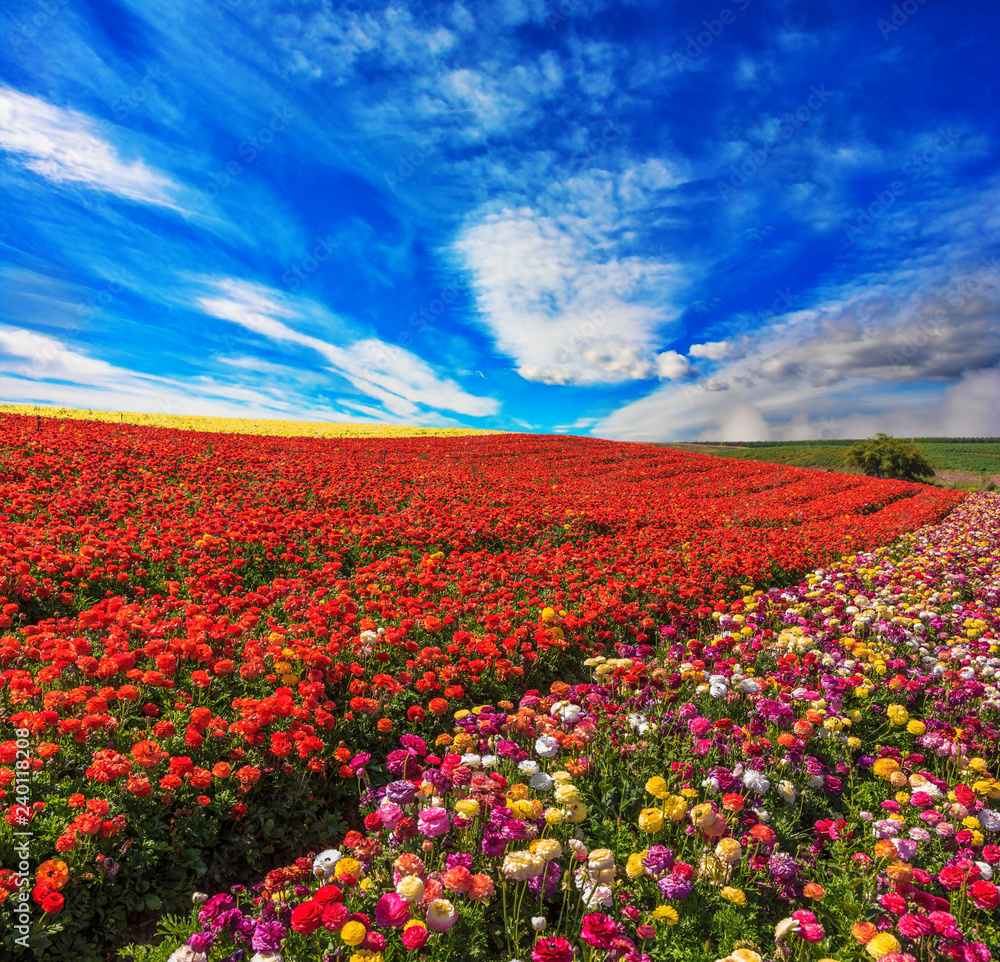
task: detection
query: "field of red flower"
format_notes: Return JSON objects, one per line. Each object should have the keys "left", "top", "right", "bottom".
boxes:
{"left": 0, "top": 414, "right": 969, "bottom": 959}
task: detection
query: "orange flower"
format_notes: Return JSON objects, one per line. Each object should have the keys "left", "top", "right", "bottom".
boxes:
{"left": 852, "top": 921, "right": 877, "bottom": 944}
{"left": 803, "top": 882, "right": 825, "bottom": 901}
{"left": 429, "top": 698, "right": 449, "bottom": 716}
{"left": 189, "top": 768, "right": 212, "bottom": 790}
{"left": 212, "top": 762, "right": 232, "bottom": 779}
{"left": 377, "top": 718, "right": 393, "bottom": 733}
{"left": 130, "top": 740, "right": 167, "bottom": 768}
{"left": 874, "top": 840, "right": 898, "bottom": 860}
{"left": 36, "top": 860, "right": 69, "bottom": 892}
{"left": 441, "top": 867, "right": 472, "bottom": 893}
{"left": 467, "top": 873, "right": 495, "bottom": 900}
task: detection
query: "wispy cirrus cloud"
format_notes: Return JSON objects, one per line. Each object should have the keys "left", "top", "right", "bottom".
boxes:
{"left": 195, "top": 278, "right": 499, "bottom": 419}
{"left": 0, "top": 86, "right": 179, "bottom": 206}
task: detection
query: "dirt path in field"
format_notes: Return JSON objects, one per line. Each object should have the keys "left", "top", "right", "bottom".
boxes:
{"left": 934, "top": 469, "right": 1000, "bottom": 485}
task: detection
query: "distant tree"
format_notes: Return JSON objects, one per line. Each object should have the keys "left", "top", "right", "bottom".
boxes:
{"left": 845, "top": 433, "right": 935, "bottom": 481}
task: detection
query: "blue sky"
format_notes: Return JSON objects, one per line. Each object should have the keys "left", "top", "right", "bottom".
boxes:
{"left": 1, "top": 0, "right": 998, "bottom": 440}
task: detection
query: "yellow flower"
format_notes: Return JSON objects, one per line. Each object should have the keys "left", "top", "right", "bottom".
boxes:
{"left": 396, "top": 876, "right": 425, "bottom": 902}
{"left": 530, "top": 838, "right": 562, "bottom": 862}
{"left": 554, "top": 783, "right": 580, "bottom": 805}
{"left": 679, "top": 787, "right": 698, "bottom": 798}
{"left": 872, "top": 758, "right": 900, "bottom": 780}
{"left": 350, "top": 952, "right": 383, "bottom": 962}
{"left": 715, "top": 838, "right": 742, "bottom": 865}
{"left": 638, "top": 807, "right": 664, "bottom": 833}
{"left": 335, "top": 858, "right": 361, "bottom": 880}
{"left": 866, "top": 933, "right": 901, "bottom": 959}
{"left": 341, "top": 920, "right": 367, "bottom": 946}
{"left": 652, "top": 904, "right": 679, "bottom": 924}
{"left": 663, "top": 795, "right": 688, "bottom": 820}
{"left": 455, "top": 798, "right": 480, "bottom": 819}
{"left": 720, "top": 886, "right": 746, "bottom": 905}
{"left": 906, "top": 719, "right": 926, "bottom": 736}
{"left": 544, "top": 807, "right": 565, "bottom": 826}
{"left": 626, "top": 853, "right": 646, "bottom": 879}
{"left": 887, "top": 704, "right": 909, "bottom": 726}
{"left": 690, "top": 802, "right": 716, "bottom": 828}
{"left": 507, "top": 783, "right": 530, "bottom": 802}
{"left": 565, "top": 801, "right": 588, "bottom": 824}
{"left": 963, "top": 816, "right": 981, "bottom": 830}
{"left": 645, "top": 775, "right": 669, "bottom": 798}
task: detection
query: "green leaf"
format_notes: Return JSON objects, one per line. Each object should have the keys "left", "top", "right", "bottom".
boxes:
{"left": 145, "top": 895, "right": 162, "bottom": 910}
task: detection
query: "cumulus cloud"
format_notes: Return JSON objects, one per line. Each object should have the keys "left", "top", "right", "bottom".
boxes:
{"left": 755, "top": 301, "right": 1000, "bottom": 385}
{"left": 0, "top": 86, "right": 179, "bottom": 205}
{"left": 456, "top": 204, "right": 680, "bottom": 385}
{"left": 689, "top": 340, "right": 733, "bottom": 360}
{"left": 593, "top": 258, "right": 1000, "bottom": 441}
{"left": 655, "top": 350, "right": 691, "bottom": 380}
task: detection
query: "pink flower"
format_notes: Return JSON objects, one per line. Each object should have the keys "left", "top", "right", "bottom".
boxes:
{"left": 417, "top": 807, "right": 450, "bottom": 838}
{"left": 969, "top": 880, "right": 999, "bottom": 911}
{"left": 897, "top": 914, "right": 934, "bottom": 938}
{"left": 425, "top": 898, "right": 458, "bottom": 932}
{"left": 580, "top": 913, "right": 618, "bottom": 949}
{"left": 532, "top": 936, "right": 574, "bottom": 962}
{"left": 374, "top": 893, "right": 410, "bottom": 929}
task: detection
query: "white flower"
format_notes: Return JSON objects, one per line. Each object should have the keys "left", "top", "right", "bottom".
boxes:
{"left": 518, "top": 759, "right": 540, "bottom": 775}
{"left": 250, "top": 955, "right": 283, "bottom": 962}
{"left": 360, "top": 630, "right": 378, "bottom": 645}
{"left": 481, "top": 755, "right": 498, "bottom": 768}
{"left": 312, "top": 848, "right": 342, "bottom": 877}
{"left": 627, "top": 713, "right": 649, "bottom": 733}
{"left": 774, "top": 917, "right": 800, "bottom": 941}
{"left": 976, "top": 861, "right": 994, "bottom": 880}
{"left": 462, "top": 753, "right": 483, "bottom": 769}
{"left": 737, "top": 678, "right": 760, "bottom": 694}
{"left": 534, "top": 735, "right": 559, "bottom": 758}
{"left": 742, "top": 769, "right": 770, "bottom": 794}
{"left": 979, "top": 810, "right": 1000, "bottom": 832}
{"left": 709, "top": 682, "right": 728, "bottom": 699}
{"left": 167, "top": 950, "right": 207, "bottom": 962}
{"left": 529, "top": 771, "right": 554, "bottom": 792}
{"left": 580, "top": 882, "right": 614, "bottom": 909}
{"left": 777, "top": 780, "right": 796, "bottom": 803}
{"left": 806, "top": 774, "right": 824, "bottom": 789}
{"left": 531, "top": 916, "right": 547, "bottom": 932}
{"left": 552, "top": 700, "right": 582, "bottom": 723}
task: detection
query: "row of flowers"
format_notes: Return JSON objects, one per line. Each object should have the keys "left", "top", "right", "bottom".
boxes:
{"left": 134, "top": 492, "right": 1000, "bottom": 962}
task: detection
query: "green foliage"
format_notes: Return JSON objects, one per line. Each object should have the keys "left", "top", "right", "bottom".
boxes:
{"left": 687, "top": 437, "right": 1000, "bottom": 478}
{"left": 844, "top": 434, "right": 935, "bottom": 481}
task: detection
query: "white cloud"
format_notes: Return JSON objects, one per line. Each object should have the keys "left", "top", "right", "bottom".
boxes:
{"left": 0, "top": 86, "right": 179, "bottom": 205}
{"left": 195, "top": 278, "right": 499, "bottom": 418}
{"left": 689, "top": 340, "right": 733, "bottom": 360}
{"left": 456, "top": 204, "right": 680, "bottom": 385}
{"left": 655, "top": 350, "right": 691, "bottom": 380}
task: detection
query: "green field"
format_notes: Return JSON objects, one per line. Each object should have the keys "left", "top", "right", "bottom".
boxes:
{"left": 681, "top": 437, "right": 1000, "bottom": 478}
